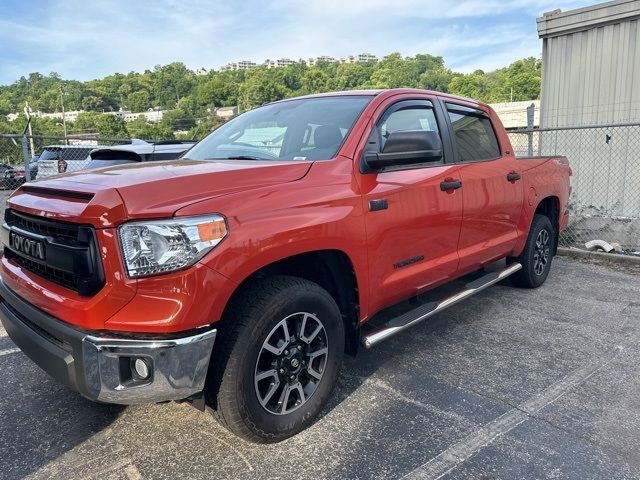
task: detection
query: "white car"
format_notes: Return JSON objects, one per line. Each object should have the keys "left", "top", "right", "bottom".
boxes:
{"left": 36, "top": 140, "right": 196, "bottom": 179}
{"left": 35, "top": 145, "right": 99, "bottom": 179}
{"left": 87, "top": 139, "right": 195, "bottom": 169}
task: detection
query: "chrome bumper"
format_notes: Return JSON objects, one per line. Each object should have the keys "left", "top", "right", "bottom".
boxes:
{"left": 0, "top": 278, "right": 216, "bottom": 405}
{"left": 82, "top": 329, "right": 217, "bottom": 404}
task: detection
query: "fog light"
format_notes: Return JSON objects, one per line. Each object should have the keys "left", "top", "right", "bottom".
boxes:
{"left": 133, "top": 358, "right": 151, "bottom": 379}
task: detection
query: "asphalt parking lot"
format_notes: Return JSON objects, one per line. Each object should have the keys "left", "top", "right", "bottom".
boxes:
{"left": 1, "top": 257, "right": 639, "bottom": 480}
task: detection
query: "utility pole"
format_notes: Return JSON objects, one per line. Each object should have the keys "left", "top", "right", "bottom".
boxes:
{"left": 23, "top": 102, "right": 36, "bottom": 157}
{"left": 59, "top": 85, "right": 68, "bottom": 144}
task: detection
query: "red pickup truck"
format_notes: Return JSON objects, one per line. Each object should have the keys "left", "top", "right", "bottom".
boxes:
{"left": 0, "top": 89, "right": 570, "bottom": 442}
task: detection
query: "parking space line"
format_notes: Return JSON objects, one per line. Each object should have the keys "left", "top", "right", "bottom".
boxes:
{"left": 402, "top": 346, "right": 624, "bottom": 480}
{"left": 0, "top": 347, "right": 20, "bottom": 357}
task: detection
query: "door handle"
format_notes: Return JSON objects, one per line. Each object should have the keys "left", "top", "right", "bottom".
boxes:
{"left": 440, "top": 179, "right": 462, "bottom": 191}
{"left": 507, "top": 172, "right": 521, "bottom": 182}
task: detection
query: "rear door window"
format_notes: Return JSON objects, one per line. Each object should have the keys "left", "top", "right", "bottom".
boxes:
{"left": 446, "top": 104, "right": 500, "bottom": 162}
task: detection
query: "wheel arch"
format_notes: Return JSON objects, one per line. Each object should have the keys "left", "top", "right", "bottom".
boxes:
{"left": 534, "top": 196, "right": 560, "bottom": 254}
{"left": 220, "top": 249, "right": 361, "bottom": 356}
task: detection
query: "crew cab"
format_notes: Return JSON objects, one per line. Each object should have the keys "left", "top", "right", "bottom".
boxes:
{"left": 0, "top": 89, "right": 571, "bottom": 443}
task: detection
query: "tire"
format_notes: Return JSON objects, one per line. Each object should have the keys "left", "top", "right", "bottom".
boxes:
{"left": 509, "top": 214, "right": 555, "bottom": 288}
{"left": 206, "top": 275, "right": 344, "bottom": 443}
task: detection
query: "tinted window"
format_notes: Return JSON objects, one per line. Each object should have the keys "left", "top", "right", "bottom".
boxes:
{"left": 184, "top": 96, "right": 373, "bottom": 162}
{"left": 152, "top": 152, "right": 184, "bottom": 161}
{"left": 380, "top": 106, "right": 440, "bottom": 151}
{"left": 39, "top": 147, "right": 92, "bottom": 161}
{"left": 447, "top": 105, "right": 500, "bottom": 162}
{"left": 38, "top": 148, "right": 62, "bottom": 161}
{"left": 364, "top": 101, "right": 444, "bottom": 167}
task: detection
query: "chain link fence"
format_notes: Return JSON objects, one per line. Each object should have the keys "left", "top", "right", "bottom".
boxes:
{"left": 0, "top": 134, "right": 133, "bottom": 209}
{"left": 509, "top": 124, "right": 640, "bottom": 255}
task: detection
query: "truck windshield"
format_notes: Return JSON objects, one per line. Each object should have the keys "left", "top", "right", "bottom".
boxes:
{"left": 184, "top": 96, "right": 373, "bottom": 162}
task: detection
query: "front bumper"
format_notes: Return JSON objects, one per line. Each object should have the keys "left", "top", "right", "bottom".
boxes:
{"left": 0, "top": 279, "right": 216, "bottom": 404}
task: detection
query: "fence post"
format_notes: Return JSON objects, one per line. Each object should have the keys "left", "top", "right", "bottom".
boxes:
{"left": 21, "top": 134, "right": 31, "bottom": 182}
{"left": 526, "top": 103, "right": 535, "bottom": 156}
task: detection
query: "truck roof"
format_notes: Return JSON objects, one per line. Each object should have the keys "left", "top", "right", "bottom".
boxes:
{"left": 273, "top": 88, "right": 488, "bottom": 109}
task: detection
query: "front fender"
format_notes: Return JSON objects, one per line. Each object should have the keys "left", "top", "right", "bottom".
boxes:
{"left": 176, "top": 158, "right": 371, "bottom": 319}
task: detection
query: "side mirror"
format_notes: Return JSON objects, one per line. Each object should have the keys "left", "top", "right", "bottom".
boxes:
{"left": 364, "top": 131, "right": 443, "bottom": 170}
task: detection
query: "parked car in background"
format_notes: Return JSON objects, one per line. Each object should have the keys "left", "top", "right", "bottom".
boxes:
{"left": 0, "top": 163, "right": 13, "bottom": 178}
{"left": 1, "top": 156, "right": 39, "bottom": 189}
{"left": 87, "top": 139, "right": 195, "bottom": 169}
{"left": 35, "top": 145, "right": 98, "bottom": 179}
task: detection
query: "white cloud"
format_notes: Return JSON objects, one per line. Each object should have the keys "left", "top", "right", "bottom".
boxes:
{"left": 0, "top": 0, "right": 590, "bottom": 82}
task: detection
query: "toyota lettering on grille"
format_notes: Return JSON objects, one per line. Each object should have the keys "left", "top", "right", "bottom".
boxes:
{"left": 9, "top": 231, "right": 46, "bottom": 261}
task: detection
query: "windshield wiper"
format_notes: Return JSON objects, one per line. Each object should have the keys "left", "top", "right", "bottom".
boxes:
{"left": 223, "top": 155, "right": 270, "bottom": 160}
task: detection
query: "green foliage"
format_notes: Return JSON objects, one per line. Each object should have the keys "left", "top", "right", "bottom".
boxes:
{"left": 127, "top": 116, "right": 174, "bottom": 140}
{"left": 126, "top": 90, "right": 151, "bottom": 112}
{"left": 238, "top": 69, "right": 291, "bottom": 110}
{"left": 448, "top": 57, "right": 541, "bottom": 103}
{"left": 0, "top": 55, "right": 542, "bottom": 141}
{"left": 70, "top": 111, "right": 103, "bottom": 134}
{"left": 175, "top": 116, "right": 224, "bottom": 141}
{"left": 96, "top": 115, "right": 129, "bottom": 138}
{"left": 70, "top": 111, "right": 128, "bottom": 138}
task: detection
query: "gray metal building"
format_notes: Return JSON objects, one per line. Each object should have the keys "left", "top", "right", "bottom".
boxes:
{"left": 537, "top": 0, "right": 640, "bottom": 127}
{"left": 531, "top": 0, "right": 640, "bottom": 236}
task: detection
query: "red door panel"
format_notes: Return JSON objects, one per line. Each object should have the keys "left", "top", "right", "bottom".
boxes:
{"left": 361, "top": 165, "right": 463, "bottom": 315}
{"left": 443, "top": 102, "right": 524, "bottom": 273}
{"left": 456, "top": 158, "right": 524, "bottom": 272}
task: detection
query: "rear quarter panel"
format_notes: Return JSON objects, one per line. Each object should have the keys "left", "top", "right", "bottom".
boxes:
{"left": 512, "top": 156, "right": 571, "bottom": 255}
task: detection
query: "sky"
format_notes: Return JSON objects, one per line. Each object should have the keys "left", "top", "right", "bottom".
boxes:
{"left": 0, "top": 0, "right": 592, "bottom": 84}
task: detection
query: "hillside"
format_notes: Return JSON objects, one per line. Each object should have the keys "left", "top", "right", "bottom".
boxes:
{"left": 0, "top": 54, "right": 540, "bottom": 140}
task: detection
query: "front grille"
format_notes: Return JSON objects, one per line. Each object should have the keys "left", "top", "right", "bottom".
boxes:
{"left": 11, "top": 255, "right": 79, "bottom": 292}
{"left": 4, "top": 209, "right": 105, "bottom": 296}
{"left": 9, "top": 210, "right": 79, "bottom": 244}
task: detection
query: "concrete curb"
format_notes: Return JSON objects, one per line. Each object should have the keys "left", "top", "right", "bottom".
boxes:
{"left": 557, "top": 247, "right": 640, "bottom": 265}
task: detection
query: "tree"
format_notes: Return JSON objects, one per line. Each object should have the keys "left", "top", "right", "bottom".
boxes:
{"left": 502, "top": 57, "right": 541, "bottom": 101}
{"left": 301, "top": 69, "right": 329, "bottom": 94}
{"left": 177, "top": 116, "right": 223, "bottom": 141}
{"left": 1, "top": 55, "right": 542, "bottom": 140}
{"left": 97, "top": 115, "right": 129, "bottom": 138}
{"left": 196, "top": 73, "right": 239, "bottom": 108}
{"left": 82, "top": 95, "right": 107, "bottom": 111}
{"left": 126, "top": 90, "right": 151, "bottom": 112}
{"left": 237, "top": 70, "right": 289, "bottom": 110}
{"left": 72, "top": 112, "right": 102, "bottom": 134}
{"left": 127, "top": 115, "right": 174, "bottom": 140}
{"left": 333, "top": 62, "right": 376, "bottom": 90}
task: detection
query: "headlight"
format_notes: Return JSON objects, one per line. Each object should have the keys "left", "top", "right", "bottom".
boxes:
{"left": 118, "top": 215, "right": 227, "bottom": 278}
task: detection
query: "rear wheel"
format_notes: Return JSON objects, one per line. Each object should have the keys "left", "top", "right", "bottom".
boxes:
{"left": 509, "top": 214, "right": 555, "bottom": 288}
{"left": 207, "top": 276, "right": 344, "bottom": 443}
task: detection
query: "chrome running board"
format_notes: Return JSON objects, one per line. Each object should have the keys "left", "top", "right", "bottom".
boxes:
{"left": 362, "top": 263, "right": 522, "bottom": 349}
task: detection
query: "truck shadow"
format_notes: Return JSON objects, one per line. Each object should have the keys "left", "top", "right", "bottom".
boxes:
{"left": 0, "top": 356, "right": 124, "bottom": 480}
{"left": 0, "top": 264, "right": 529, "bottom": 479}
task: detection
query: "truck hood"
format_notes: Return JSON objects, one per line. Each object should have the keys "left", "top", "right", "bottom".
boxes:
{"left": 8, "top": 159, "right": 313, "bottom": 227}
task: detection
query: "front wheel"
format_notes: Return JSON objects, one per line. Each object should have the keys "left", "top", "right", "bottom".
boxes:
{"left": 509, "top": 214, "right": 555, "bottom": 288}
{"left": 207, "top": 276, "right": 344, "bottom": 443}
